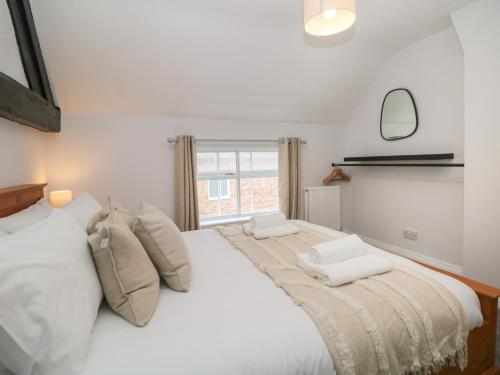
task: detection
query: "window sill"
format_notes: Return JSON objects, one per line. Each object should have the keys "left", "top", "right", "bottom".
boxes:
{"left": 200, "top": 216, "right": 251, "bottom": 228}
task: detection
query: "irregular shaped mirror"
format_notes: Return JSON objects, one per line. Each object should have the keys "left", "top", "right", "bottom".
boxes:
{"left": 380, "top": 89, "right": 418, "bottom": 141}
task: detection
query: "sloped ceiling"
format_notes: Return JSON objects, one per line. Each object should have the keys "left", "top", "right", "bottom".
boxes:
{"left": 31, "top": 0, "right": 474, "bottom": 124}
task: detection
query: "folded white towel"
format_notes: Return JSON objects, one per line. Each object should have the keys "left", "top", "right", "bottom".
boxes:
{"left": 249, "top": 212, "right": 286, "bottom": 230}
{"left": 297, "top": 253, "right": 392, "bottom": 287}
{"left": 243, "top": 222, "right": 300, "bottom": 239}
{"left": 310, "top": 234, "right": 366, "bottom": 264}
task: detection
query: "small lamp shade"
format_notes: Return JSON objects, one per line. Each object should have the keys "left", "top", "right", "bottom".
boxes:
{"left": 304, "top": 0, "right": 356, "bottom": 36}
{"left": 50, "top": 190, "right": 73, "bottom": 208}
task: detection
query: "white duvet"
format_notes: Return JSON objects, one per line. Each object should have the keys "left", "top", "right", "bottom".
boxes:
{"left": 80, "top": 222, "right": 483, "bottom": 375}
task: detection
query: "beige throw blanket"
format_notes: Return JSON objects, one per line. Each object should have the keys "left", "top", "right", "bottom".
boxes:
{"left": 216, "top": 225, "right": 468, "bottom": 375}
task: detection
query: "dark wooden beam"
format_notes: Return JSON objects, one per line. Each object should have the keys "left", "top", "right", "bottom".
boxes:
{"left": 1, "top": 0, "right": 60, "bottom": 132}
{"left": 0, "top": 72, "right": 60, "bottom": 132}
{"left": 6, "top": 0, "right": 55, "bottom": 105}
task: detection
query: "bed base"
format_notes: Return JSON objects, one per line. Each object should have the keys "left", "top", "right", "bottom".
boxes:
{"left": 0, "top": 185, "right": 498, "bottom": 374}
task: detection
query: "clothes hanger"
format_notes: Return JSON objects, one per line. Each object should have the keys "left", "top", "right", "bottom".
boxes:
{"left": 323, "top": 166, "right": 351, "bottom": 184}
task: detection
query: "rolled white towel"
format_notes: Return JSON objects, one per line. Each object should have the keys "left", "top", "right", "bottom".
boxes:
{"left": 297, "top": 253, "right": 392, "bottom": 287}
{"left": 250, "top": 212, "right": 286, "bottom": 230}
{"left": 310, "top": 234, "right": 366, "bottom": 264}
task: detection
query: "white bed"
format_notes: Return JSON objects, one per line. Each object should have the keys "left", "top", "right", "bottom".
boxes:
{"left": 80, "top": 221, "right": 483, "bottom": 375}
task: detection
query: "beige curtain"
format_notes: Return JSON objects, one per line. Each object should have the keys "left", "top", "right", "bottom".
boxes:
{"left": 278, "top": 137, "right": 301, "bottom": 219}
{"left": 175, "top": 135, "right": 200, "bottom": 231}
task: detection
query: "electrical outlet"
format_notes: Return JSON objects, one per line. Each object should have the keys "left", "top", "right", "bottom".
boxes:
{"left": 403, "top": 229, "right": 418, "bottom": 241}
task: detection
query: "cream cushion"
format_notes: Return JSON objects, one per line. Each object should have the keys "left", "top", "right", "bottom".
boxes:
{"left": 87, "top": 198, "right": 133, "bottom": 234}
{"left": 134, "top": 203, "right": 191, "bottom": 292}
{"left": 88, "top": 210, "right": 160, "bottom": 326}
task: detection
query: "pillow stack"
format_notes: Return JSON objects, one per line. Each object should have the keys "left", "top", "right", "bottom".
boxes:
{"left": 87, "top": 199, "right": 191, "bottom": 327}
{"left": 0, "top": 194, "right": 192, "bottom": 374}
{"left": 0, "top": 208, "right": 103, "bottom": 375}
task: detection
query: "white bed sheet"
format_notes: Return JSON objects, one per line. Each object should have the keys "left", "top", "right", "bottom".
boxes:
{"left": 81, "top": 228, "right": 334, "bottom": 375}
{"left": 81, "top": 222, "right": 483, "bottom": 375}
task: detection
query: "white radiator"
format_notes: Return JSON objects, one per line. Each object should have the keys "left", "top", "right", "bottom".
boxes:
{"left": 304, "top": 186, "right": 341, "bottom": 230}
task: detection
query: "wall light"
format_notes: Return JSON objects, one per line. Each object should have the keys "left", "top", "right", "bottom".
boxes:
{"left": 50, "top": 190, "right": 73, "bottom": 208}
{"left": 304, "top": 0, "right": 356, "bottom": 37}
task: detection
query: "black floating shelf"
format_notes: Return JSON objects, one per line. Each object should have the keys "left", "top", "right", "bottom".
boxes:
{"left": 332, "top": 153, "right": 464, "bottom": 168}
{"left": 343, "top": 153, "right": 454, "bottom": 162}
{"left": 334, "top": 163, "right": 465, "bottom": 168}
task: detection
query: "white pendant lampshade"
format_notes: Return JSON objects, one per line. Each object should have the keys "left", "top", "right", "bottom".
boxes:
{"left": 304, "top": 0, "right": 356, "bottom": 36}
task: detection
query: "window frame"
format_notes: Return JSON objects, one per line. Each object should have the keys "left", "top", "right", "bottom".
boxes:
{"left": 197, "top": 149, "right": 279, "bottom": 224}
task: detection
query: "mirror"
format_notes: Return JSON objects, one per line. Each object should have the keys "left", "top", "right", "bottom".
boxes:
{"left": 380, "top": 89, "right": 418, "bottom": 141}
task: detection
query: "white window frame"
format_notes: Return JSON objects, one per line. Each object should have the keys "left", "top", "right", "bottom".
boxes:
{"left": 197, "top": 148, "right": 279, "bottom": 225}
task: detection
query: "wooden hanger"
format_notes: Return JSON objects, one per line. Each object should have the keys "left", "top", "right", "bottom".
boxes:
{"left": 323, "top": 167, "right": 351, "bottom": 184}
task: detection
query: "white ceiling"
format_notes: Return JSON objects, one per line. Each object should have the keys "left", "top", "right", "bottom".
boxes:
{"left": 31, "top": 0, "right": 474, "bottom": 124}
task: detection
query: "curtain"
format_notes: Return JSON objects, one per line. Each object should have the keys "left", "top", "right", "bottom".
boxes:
{"left": 278, "top": 137, "right": 301, "bottom": 219}
{"left": 175, "top": 135, "right": 200, "bottom": 231}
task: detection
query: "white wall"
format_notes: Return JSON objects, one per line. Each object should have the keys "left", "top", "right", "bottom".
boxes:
{"left": 0, "top": 2, "right": 48, "bottom": 188}
{"left": 342, "top": 28, "right": 465, "bottom": 267}
{"left": 47, "top": 115, "right": 344, "bottom": 217}
{"left": 0, "top": 119, "right": 48, "bottom": 186}
{"left": 0, "top": 1, "right": 28, "bottom": 87}
{"left": 452, "top": 0, "right": 500, "bottom": 287}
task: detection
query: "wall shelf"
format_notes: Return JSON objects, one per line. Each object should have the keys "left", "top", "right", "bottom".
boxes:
{"left": 333, "top": 163, "right": 465, "bottom": 167}
{"left": 343, "top": 153, "right": 454, "bottom": 162}
{"left": 332, "top": 153, "right": 464, "bottom": 168}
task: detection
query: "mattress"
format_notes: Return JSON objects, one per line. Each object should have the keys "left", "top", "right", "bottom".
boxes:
{"left": 80, "top": 222, "right": 483, "bottom": 375}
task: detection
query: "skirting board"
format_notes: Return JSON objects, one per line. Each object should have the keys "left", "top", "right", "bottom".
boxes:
{"left": 343, "top": 231, "right": 463, "bottom": 275}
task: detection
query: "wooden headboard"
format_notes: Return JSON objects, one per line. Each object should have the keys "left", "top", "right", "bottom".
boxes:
{"left": 0, "top": 184, "right": 47, "bottom": 218}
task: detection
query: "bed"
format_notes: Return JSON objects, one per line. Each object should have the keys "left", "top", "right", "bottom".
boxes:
{"left": 0, "top": 184, "right": 499, "bottom": 375}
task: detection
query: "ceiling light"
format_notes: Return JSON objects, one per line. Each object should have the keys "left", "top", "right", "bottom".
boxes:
{"left": 304, "top": 0, "right": 356, "bottom": 37}
{"left": 323, "top": 9, "right": 337, "bottom": 20}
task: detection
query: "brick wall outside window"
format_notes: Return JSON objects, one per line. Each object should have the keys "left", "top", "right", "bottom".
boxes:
{"left": 198, "top": 177, "right": 279, "bottom": 219}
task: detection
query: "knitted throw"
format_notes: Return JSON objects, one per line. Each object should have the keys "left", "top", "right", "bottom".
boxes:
{"left": 216, "top": 225, "right": 468, "bottom": 375}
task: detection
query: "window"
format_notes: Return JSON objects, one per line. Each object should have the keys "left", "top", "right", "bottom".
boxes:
{"left": 208, "top": 180, "right": 230, "bottom": 200}
{"left": 197, "top": 150, "right": 279, "bottom": 223}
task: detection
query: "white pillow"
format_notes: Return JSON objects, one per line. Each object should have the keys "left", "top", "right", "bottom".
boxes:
{"left": 0, "top": 209, "right": 103, "bottom": 375}
{"left": 63, "top": 192, "right": 102, "bottom": 230}
{"left": 0, "top": 198, "right": 52, "bottom": 234}
{"left": 0, "top": 230, "right": 8, "bottom": 238}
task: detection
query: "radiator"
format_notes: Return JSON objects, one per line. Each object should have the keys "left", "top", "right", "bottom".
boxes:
{"left": 304, "top": 186, "right": 341, "bottom": 230}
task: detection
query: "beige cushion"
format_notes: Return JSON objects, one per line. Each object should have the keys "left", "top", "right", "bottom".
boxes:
{"left": 134, "top": 202, "right": 191, "bottom": 292}
{"left": 88, "top": 210, "right": 160, "bottom": 326}
{"left": 87, "top": 198, "right": 134, "bottom": 235}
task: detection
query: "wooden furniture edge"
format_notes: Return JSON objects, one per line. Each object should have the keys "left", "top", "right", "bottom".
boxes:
{"left": 417, "top": 261, "right": 499, "bottom": 375}
{"left": 418, "top": 262, "right": 500, "bottom": 298}
{"left": 0, "top": 183, "right": 47, "bottom": 218}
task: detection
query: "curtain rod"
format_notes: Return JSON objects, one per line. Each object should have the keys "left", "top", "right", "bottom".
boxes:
{"left": 167, "top": 137, "right": 307, "bottom": 144}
